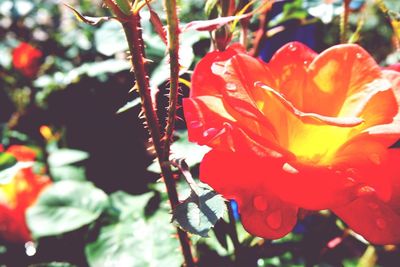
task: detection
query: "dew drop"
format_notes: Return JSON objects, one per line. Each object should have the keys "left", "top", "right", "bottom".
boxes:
{"left": 189, "top": 121, "right": 203, "bottom": 129}
{"left": 226, "top": 83, "right": 237, "bottom": 91}
{"left": 356, "top": 53, "right": 363, "bottom": 59}
{"left": 369, "top": 154, "right": 381, "bottom": 165}
{"left": 356, "top": 185, "right": 375, "bottom": 197}
{"left": 346, "top": 168, "right": 357, "bottom": 175}
{"left": 303, "top": 60, "right": 308, "bottom": 65}
{"left": 347, "top": 177, "right": 356, "bottom": 183}
{"left": 344, "top": 177, "right": 356, "bottom": 187}
{"left": 266, "top": 210, "right": 282, "bottom": 229}
{"left": 376, "top": 218, "right": 387, "bottom": 229}
{"left": 203, "top": 127, "right": 218, "bottom": 138}
{"left": 253, "top": 195, "right": 268, "bottom": 211}
{"left": 288, "top": 43, "right": 297, "bottom": 52}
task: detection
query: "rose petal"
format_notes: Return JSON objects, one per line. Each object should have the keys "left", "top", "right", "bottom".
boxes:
{"left": 334, "top": 138, "right": 392, "bottom": 202}
{"left": 183, "top": 96, "right": 284, "bottom": 157}
{"left": 6, "top": 145, "right": 36, "bottom": 162}
{"left": 333, "top": 149, "right": 400, "bottom": 244}
{"left": 359, "top": 70, "right": 400, "bottom": 147}
{"left": 191, "top": 44, "right": 244, "bottom": 97}
{"left": 268, "top": 42, "right": 317, "bottom": 110}
{"left": 213, "top": 52, "right": 363, "bottom": 159}
{"left": 200, "top": 150, "right": 298, "bottom": 239}
{"left": 307, "top": 44, "right": 382, "bottom": 117}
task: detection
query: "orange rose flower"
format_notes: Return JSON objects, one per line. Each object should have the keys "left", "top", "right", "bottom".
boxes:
{"left": 12, "top": 42, "right": 42, "bottom": 78}
{"left": 0, "top": 146, "right": 51, "bottom": 242}
{"left": 183, "top": 42, "right": 400, "bottom": 244}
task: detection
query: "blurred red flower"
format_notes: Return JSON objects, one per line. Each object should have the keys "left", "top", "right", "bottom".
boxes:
{"left": 12, "top": 42, "right": 43, "bottom": 78}
{"left": 183, "top": 42, "right": 400, "bottom": 244}
{"left": 383, "top": 63, "right": 400, "bottom": 72}
{"left": 0, "top": 146, "right": 51, "bottom": 242}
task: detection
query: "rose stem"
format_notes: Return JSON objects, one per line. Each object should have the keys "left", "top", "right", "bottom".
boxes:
{"left": 250, "top": 6, "right": 269, "bottom": 57}
{"left": 340, "top": 0, "right": 351, "bottom": 43}
{"left": 108, "top": 2, "right": 194, "bottom": 266}
{"left": 163, "top": 0, "right": 196, "bottom": 265}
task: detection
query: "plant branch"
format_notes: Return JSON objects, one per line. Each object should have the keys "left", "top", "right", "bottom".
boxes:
{"left": 250, "top": 9, "right": 269, "bottom": 57}
{"left": 340, "top": 0, "right": 351, "bottom": 43}
{"left": 162, "top": 1, "right": 196, "bottom": 265}
{"left": 120, "top": 11, "right": 195, "bottom": 267}
{"left": 162, "top": 0, "right": 180, "bottom": 168}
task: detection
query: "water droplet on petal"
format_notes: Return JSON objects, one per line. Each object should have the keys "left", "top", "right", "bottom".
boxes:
{"left": 189, "top": 121, "right": 203, "bottom": 129}
{"left": 356, "top": 185, "right": 376, "bottom": 197}
{"left": 253, "top": 195, "right": 268, "bottom": 211}
{"left": 369, "top": 154, "right": 381, "bottom": 165}
{"left": 303, "top": 60, "right": 308, "bottom": 65}
{"left": 266, "top": 210, "right": 282, "bottom": 229}
{"left": 344, "top": 177, "right": 356, "bottom": 187}
{"left": 347, "top": 168, "right": 357, "bottom": 175}
{"left": 288, "top": 43, "right": 297, "bottom": 52}
{"left": 376, "top": 218, "right": 387, "bottom": 229}
{"left": 203, "top": 127, "right": 218, "bottom": 138}
{"left": 226, "top": 83, "right": 237, "bottom": 91}
{"left": 356, "top": 53, "right": 363, "bottom": 59}
{"left": 282, "top": 163, "right": 299, "bottom": 174}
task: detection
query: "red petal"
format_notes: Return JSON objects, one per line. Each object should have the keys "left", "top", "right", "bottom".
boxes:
{"left": 200, "top": 150, "right": 298, "bottom": 239}
{"left": 358, "top": 70, "right": 400, "bottom": 147}
{"left": 306, "top": 44, "right": 382, "bottom": 117}
{"left": 268, "top": 42, "right": 317, "bottom": 110}
{"left": 6, "top": 145, "right": 36, "bottom": 161}
{"left": 333, "top": 149, "right": 400, "bottom": 244}
{"left": 190, "top": 45, "right": 244, "bottom": 97}
{"left": 183, "top": 96, "right": 285, "bottom": 157}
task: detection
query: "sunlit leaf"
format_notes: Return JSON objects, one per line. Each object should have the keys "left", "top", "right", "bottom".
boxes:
{"left": 0, "top": 153, "right": 33, "bottom": 184}
{"left": 147, "top": 130, "right": 210, "bottom": 173}
{"left": 95, "top": 21, "right": 128, "bottom": 56}
{"left": 172, "top": 184, "right": 226, "bottom": 237}
{"left": 26, "top": 181, "right": 108, "bottom": 237}
{"left": 0, "top": 152, "right": 17, "bottom": 171}
{"left": 64, "top": 4, "right": 113, "bottom": 26}
{"left": 116, "top": 98, "right": 141, "bottom": 114}
{"left": 49, "top": 165, "right": 87, "bottom": 182}
{"left": 108, "top": 191, "right": 154, "bottom": 220}
{"left": 85, "top": 208, "right": 182, "bottom": 267}
{"left": 48, "top": 149, "right": 89, "bottom": 168}
{"left": 182, "top": 13, "right": 252, "bottom": 32}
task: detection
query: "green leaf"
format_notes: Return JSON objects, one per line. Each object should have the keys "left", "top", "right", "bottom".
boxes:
{"left": 0, "top": 152, "right": 17, "bottom": 171}
{"left": 116, "top": 98, "right": 141, "bottom": 114}
{"left": 26, "top": 180, "right": 108, "bottom": 238}
{"left": 85, "top": 210, "right": 183, "bottom": 267}
{"left": 0, "top": 153, "right": 33, "bottom": 184}
{"left": 149, "top": 31, "right": 208, "bottom": 87}
{"left": 64, "top": 4, "right": 112, "bottom": 26}
{"left": 204, "top": 0, "right": 219, "bottom": 17}
{"left": 172, "top": 184, "right": 226, "bottom": 237}
{"left": 95, "top": 21, "right": 128, "bottom": 56}
{"left": 147, "top": 130, "right": 210, "bottom": 173}
{"left": 48, "top": 149, "right": 89, "bottom": 167}
{"left": 108, "top": 191, "right": 154, "bottom": 220}
{"left": 49, "top": 165, "right": 87, "bottom": 181}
